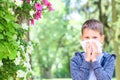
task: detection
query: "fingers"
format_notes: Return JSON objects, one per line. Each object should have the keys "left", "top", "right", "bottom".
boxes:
{"left": 85, "top": 42, "right": 91, "bottom": 62}
{"left": 85, "top": 40, "right": 101, "bottom": 62}
{"left": 92, "top": 42, "right": 98, "bottom": 53}
{"left": 91, "top": 41, "right": 99, "bottom": 62}
{"left": 86, "top": 42, "right": 91, "bottom": 53}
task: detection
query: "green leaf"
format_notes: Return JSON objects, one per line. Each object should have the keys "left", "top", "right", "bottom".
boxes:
{"left": 0, "top": 43, "right": 8, "bottom": 60}
{"left": 0, "top": 34, "right": 3, "bottom": 39}
{"left": 13, "top": 23, "right": 21, "bottom": 29}
{"left": 0, "top": 11, "right": 3, "bottom": 16}
{"left": 9, "top": 50, "right": 17, "bottom": 60}
{"left": 0, "top": 53, "right": 5, "bottom": 60}
{"left": 4, "top": 13, "right": 15, "bottom": 23}
{"left": 0, "top": 23, "right": 4, "bottom": 31}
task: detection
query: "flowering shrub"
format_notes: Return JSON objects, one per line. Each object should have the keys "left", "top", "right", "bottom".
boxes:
{"left": 13, "top": 0, "right": 53, "bottom": 25}
{"left": 0, "top": 0, "right": 53, "bottom": 79}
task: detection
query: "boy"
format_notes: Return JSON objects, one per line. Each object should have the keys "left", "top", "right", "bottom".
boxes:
{"left": 70, "top": 19, "right": 116, "bottom": 80}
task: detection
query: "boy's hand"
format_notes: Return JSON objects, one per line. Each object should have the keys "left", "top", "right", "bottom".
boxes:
{"left": 91, "top": 42, "right": 99, "bottom": 62}
{"left": 85, "top": 41, "right": 100, "bottom": 62}
{"left": 85, "top": 42, "right": 92, "bottom": 62}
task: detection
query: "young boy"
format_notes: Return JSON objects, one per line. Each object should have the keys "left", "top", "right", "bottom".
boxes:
{"left": 70, "top": 19, "right": 116, "bottom": 80}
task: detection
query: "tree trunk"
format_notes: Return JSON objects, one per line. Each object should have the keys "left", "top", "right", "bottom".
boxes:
{"left": 97, "top": 0, "right": 110, "bottom": 50}
{"left": 112, "top": 0, "right": 120, "bottom": 80}
{"left": 41, "top": 67, "right": 51, "bottom": 78}
{"left": 113, "top": 40, "right": 120, "bottom": 80}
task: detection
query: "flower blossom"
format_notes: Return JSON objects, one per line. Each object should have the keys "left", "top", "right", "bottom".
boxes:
{"left": 42, "top": 0, "right": 54, "bottom": 11}
{"left": 16, "top": 70, "right": 26, "bottom": 78}
{"left": 46, "top": 2, "right": 54, "bottom": 11}
{"left": 14, "top": 52, "right": 21, "bottom": 65}
{"left": 42, "top": 0, "right": 48, "bottom": 6}
{"left": 35, "top": 11, "right": 42, "bottom": 20}
{"left": 30, "top": 19, "right": 34, "bottom": 25}
{"left": 22, "top": 23, "right": 29, "bottom": 30}
{"left": 14, "top": 56, "right": 21, "bottom": 65}
{"left": 35, "top": 3, "right": 43, "bottom": 11}
{"left": 15, "top": 0, "right": 23, "bottom": 7}
{"left": 27, "top": 0, "right": 30, "bottom": 4}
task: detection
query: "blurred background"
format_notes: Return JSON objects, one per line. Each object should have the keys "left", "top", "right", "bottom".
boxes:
{"left": 30, "top": 0, "right": 120, "bottom": 80}
{"left": 0, "top": 0, "right": 120, "bottom": 80}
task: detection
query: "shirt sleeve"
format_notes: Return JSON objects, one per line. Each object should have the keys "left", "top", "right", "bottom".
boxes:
{"left": 91, "top": 55, "right": 116, "bottom": 80}
{"left": 70, "top": 56, "right": 90, "bottom": 80}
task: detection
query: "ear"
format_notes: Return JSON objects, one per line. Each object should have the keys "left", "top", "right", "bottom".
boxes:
{"left": 101, "top": 35, "right": 104, "bottom": 43}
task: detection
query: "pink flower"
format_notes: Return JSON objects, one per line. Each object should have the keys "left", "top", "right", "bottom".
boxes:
{"left": 42, "top": 0, "right": 54, "bottom": 11}
{"left": 27, "top": 0, "right": 30, "bottom": 4}
{"left": 42, "top": 0, "right": 48, "bottom": 6}
{"left": 30, "top": 19, "right": 34, "bottom": 25}
{"left": 35, "top": 11, "right": 42, "bottom": 20}
{"left": 46, "top": 2, "right": 52, "bottom": 7}
{"left": 49, "top": 6, "right": 54, "bottom": 11}
{"left": 35, "top": 3, "right": 43, "bottom": 11}
{"left": 46, "top": 2, "right": 54, "bottom": 11}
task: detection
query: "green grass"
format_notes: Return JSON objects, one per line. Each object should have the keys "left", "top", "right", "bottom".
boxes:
{"left": 112, "top": 78, "right": 116, "bottom": 80}
{"left": 43, "top": 78, "right": 116, "bottom": 80}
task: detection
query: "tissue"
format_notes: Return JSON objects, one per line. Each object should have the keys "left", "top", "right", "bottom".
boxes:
{"left": 80, "top": 39, "right": 102, "bottom": 54}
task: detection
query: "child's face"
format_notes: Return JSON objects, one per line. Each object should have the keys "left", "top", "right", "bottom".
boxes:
{"left": 81, "top": 28, "right": 104, "bottom": 43}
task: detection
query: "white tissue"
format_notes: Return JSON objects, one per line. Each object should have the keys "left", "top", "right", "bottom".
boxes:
{"left": 80, "top": 39, "right": 102, "bottom": 54}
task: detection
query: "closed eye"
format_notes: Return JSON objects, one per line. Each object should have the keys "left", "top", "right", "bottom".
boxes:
{"left": 85, "top": 37, "right": 89, "bottom": 39}
{"left": 93, "top": 36, "right": 97, "bottom": 39}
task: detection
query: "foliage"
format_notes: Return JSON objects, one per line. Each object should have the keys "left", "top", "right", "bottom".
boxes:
{"left": 0, "top": 1, "right": 32, "bottom": 79}
{"left": 0, "top": 5, "right": 18, "bottom": 60}
{"left": 0, "top": 0, "right": 53, "bottom": 79}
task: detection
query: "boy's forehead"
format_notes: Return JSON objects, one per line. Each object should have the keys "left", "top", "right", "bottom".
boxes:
{"left": 82, "top": 28, "right": 101, "bottom": 35}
